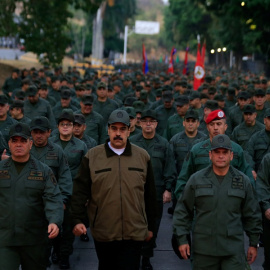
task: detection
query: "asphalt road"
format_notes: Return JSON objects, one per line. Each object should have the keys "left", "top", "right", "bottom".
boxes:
{"left": 49, "top": 203, "right": 264, "bottom": 270}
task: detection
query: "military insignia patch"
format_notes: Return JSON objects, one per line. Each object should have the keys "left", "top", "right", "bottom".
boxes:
{"left": 28, "top": 171, "right": 44, "bottom": 180}
{"left": 0, "top": 170, "right": 10, "bottom": 179}
{"left": 117, "top": 111, "right": 123, "bottom": 118}
{"left": 15, "top": 124, "right": 22, "bottom": 132}
{"left": 218, "top": 137, "right": 224, "bottom": 143}
{"left": 232, "top": 176, "right": 244, "bottom": 189}
{"left": 218, "top": 111, "right": 224, "bottom": 118}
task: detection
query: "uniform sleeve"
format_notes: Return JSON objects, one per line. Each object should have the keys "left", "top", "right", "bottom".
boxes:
{"left": 242, "top": 178, "right": 262, "bottom": 246}
{"left": 235, "top": 146, "right": 255, "bottom": 188}
{"left": 173, "top": 178, "right": 195, "bottom": 245}
{"left": 246, "top": 134, "right": 256, "bottom": 169}
{"left": 163, "top": 141, "right": 177, "bottom": 191}
{"left": 144, "top": 160, "right": 157, "bottom": 232}
{"left": 57, "top": 150, "right": 73, "bottom": 205}
{"left": 256, "top": 154, "right": 270, "bottom": 212}
{"left": 46, "top": 103, "right": 57, "bottom": 130}
{"left": 70, "top": 156, "right": 92, "bottom": 227}
{"left": 43, "top": 168, "right": 64, "bottom": 227}
{"left": 174, "top": 149, "right": 195, "bottom": 200}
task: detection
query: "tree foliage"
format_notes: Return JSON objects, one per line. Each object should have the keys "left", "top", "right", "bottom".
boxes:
{"left": 19, "top": 0, "right": 73, "bottom": 66}
{"left": 165, "top": 0, "right": 270, "bottom": 63}
{"left": 103, "top": 0, "right": 136, "bottom": 57}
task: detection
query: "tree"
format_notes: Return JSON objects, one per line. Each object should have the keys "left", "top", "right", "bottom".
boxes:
{"left": 164, "top": 0, "right": 212, "bottom": 54}
{"left": 0, "top": 0, "right": 17, "bottom": 36}
{"left": 18, "top": 0, "right": 73, "bottom": 65}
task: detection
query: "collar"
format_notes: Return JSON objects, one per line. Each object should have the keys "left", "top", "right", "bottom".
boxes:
{"left": 104, "top": 139, "right": 132, "bottom": 157}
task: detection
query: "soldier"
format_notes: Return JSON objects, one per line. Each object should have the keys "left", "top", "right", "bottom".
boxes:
{"left": 9, "top": 100, "right": 31, "bottom": 125}
{"left": 168, "top": 109, "right": 207, "bottom": 214}
{"left": 24, "top": 85, "right": 57, "bottom": 130}
{"left": 52, "top": 89, "right": 78, "bottom": 122}
{"left": 29, "top": 116, "right": 73, "bottom": 267}
{"left": 164, "top": 95, "right": 189, "bottom": 141}
{"left": 93, "top": 82, "right": 119, "bottom": 123}
{"left": 170, "top": 109, "right": 207, "bottom": 176}
{"left": 38, "top": 83, "right": 56, "bottom": 107}
{"left": 197, "top": 100, "right": 219, "bottom": 136}
{"left": 253, "top": 89, "right": 268, "bottom": 123}
{"left": 228, "top": 91, "right": 250, "bottom": 132}
{"left": 173, "top": 134, "right": 262, "bottom": 269}
{"left": 225, "top": 87, "right": 237, "bottom": 108}
{"left": 71, "top": 109, "right": 157, "bottom": 270}
{"left": 122, "top": 107, "right": 141, "bottom": 137}
{"left": 175, "top": 109, "right": 255, "bottom": 199}
{"left": 130, "top": 109, "right": 177, "bottom": 270}
{"left": 247, "top": 108, "right": 270, "bottom": 173}
{"left": 49, "top": 76, "right": 61, "bottom": 103}
{"left": 155, "top": 91, "right": 177, "bottom": 137}
{"left": 0, "top": 123, "right": 63, "bottom": 270}
{"left": 231, "top": 104, "right": 264, "bottom": 150}
{"left": 257, "top": 153, "right": 270, "bottom": 270}
{"left": 73, "top": 114, "right": 97, "bottom": 150}
{"left": 2, "top": 68, "right": 22, "bottom": 97}
{"left": 189, "top": 91, "right": 203, "bottom": 118}
{"left": 49, "top": 110, "right": 88, "bottom": 268}
{"left": 75, "top": 95, "right": 107, "bottom": 144}
{"left": 0, "top": 94, "right": 18, "bottom": 143}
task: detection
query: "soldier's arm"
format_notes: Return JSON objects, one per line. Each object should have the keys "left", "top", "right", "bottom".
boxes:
{"left": 235, "top": 146, "right": 256, "bottom": 188}
{"left": 173, "top": 178, "right": 194, "bottom": 246}
{"left": 174, "top": 150, "right": 195, "bottom": 200}
{"left": 257, "top": 154, "right": 270, "bottom": 214}
{"left": 43, "top": 169, "right": 64, "bottom": 227}
{"left": 163, "top": 141, "right": 177, "bottom": 192}
{"left": 57, "top": 150, "right": 73, "bottom": 205}
{"left": 70, "top": 155, "right": 91, "bottom": 227}
{"left": 46, "top": 103, "right": 57, "bottom": 130}
{"left": 242, "top": 178, "right": 262, "bottom": 247}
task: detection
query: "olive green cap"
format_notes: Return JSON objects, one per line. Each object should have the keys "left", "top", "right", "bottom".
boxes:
{"left": 30, "top": 116, "right": 50, "bottom": 131}
{"left": 211, "top": 134, "right": 232, "bottom": 151}
{"left": 108, "top": 109, "right": 130, "bottom": 126}
{"left": 9, "top": 123, "right": 31, "bottom": 140}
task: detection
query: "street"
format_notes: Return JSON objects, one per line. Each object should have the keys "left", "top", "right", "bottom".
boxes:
{"left": 49, "top": 204, "right": 264, "bottom": 270}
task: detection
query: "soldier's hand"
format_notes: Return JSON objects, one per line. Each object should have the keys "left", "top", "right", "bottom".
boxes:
{"left": 48, "top": 223, "right": 59, "bottom": 239}
{"left": 247, "top": 246, "right": 257, "bottom": 264}
{"left": 1, "top": 149, "right": 9, "bottom": 160}
{"left": 73, "top": 223, "right": 87, "bottom": 236}
{"left": 145, "top": 231, "right": 153, "bottom": 242}
{"left": 265, "top": 209, "right": 270, "bottom": 220}
{"left": 163, "top": 190, "right": 171, "bottom": 204}
{"left": 252, "top": 170, "right": 257, "bottom": 181}
{"left": 179, "top": 244, "right": 190, "bottom": 260}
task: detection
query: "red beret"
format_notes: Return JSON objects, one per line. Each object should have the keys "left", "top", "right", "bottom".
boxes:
{"left": 206, "top": 109, "right": 226, "bottom": 124}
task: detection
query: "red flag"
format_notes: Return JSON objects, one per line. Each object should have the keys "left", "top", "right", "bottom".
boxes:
{"left": 182, "top": 46, "right": 189, "bottom": 75}
{"left": 193, "top": 42, "right": 205, "bottom": 90}
{"left": 167, "top": 47, "right": 176, "bottom": 74}
{"left": 142, "top": 44, "right": 149, "bottom": 74}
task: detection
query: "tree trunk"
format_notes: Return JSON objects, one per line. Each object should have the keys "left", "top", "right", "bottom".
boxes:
{"left": 92, "top": 1, "right": 106, "bottom": 65}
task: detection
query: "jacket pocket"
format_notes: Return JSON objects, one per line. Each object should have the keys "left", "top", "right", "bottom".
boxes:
{"left": 95, "top": 168, "right": 112, "bottom": 174}
{"left": 195, "top": 188, "right": 214, "bottom": 212}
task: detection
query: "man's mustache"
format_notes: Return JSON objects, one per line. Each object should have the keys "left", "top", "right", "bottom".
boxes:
{"left": 114, "top": 136, "right": 123, "bottom": 140}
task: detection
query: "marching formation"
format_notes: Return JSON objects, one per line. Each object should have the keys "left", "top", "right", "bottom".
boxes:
{"left": 0, "top": 65, "right": 269, "bottom": 270}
